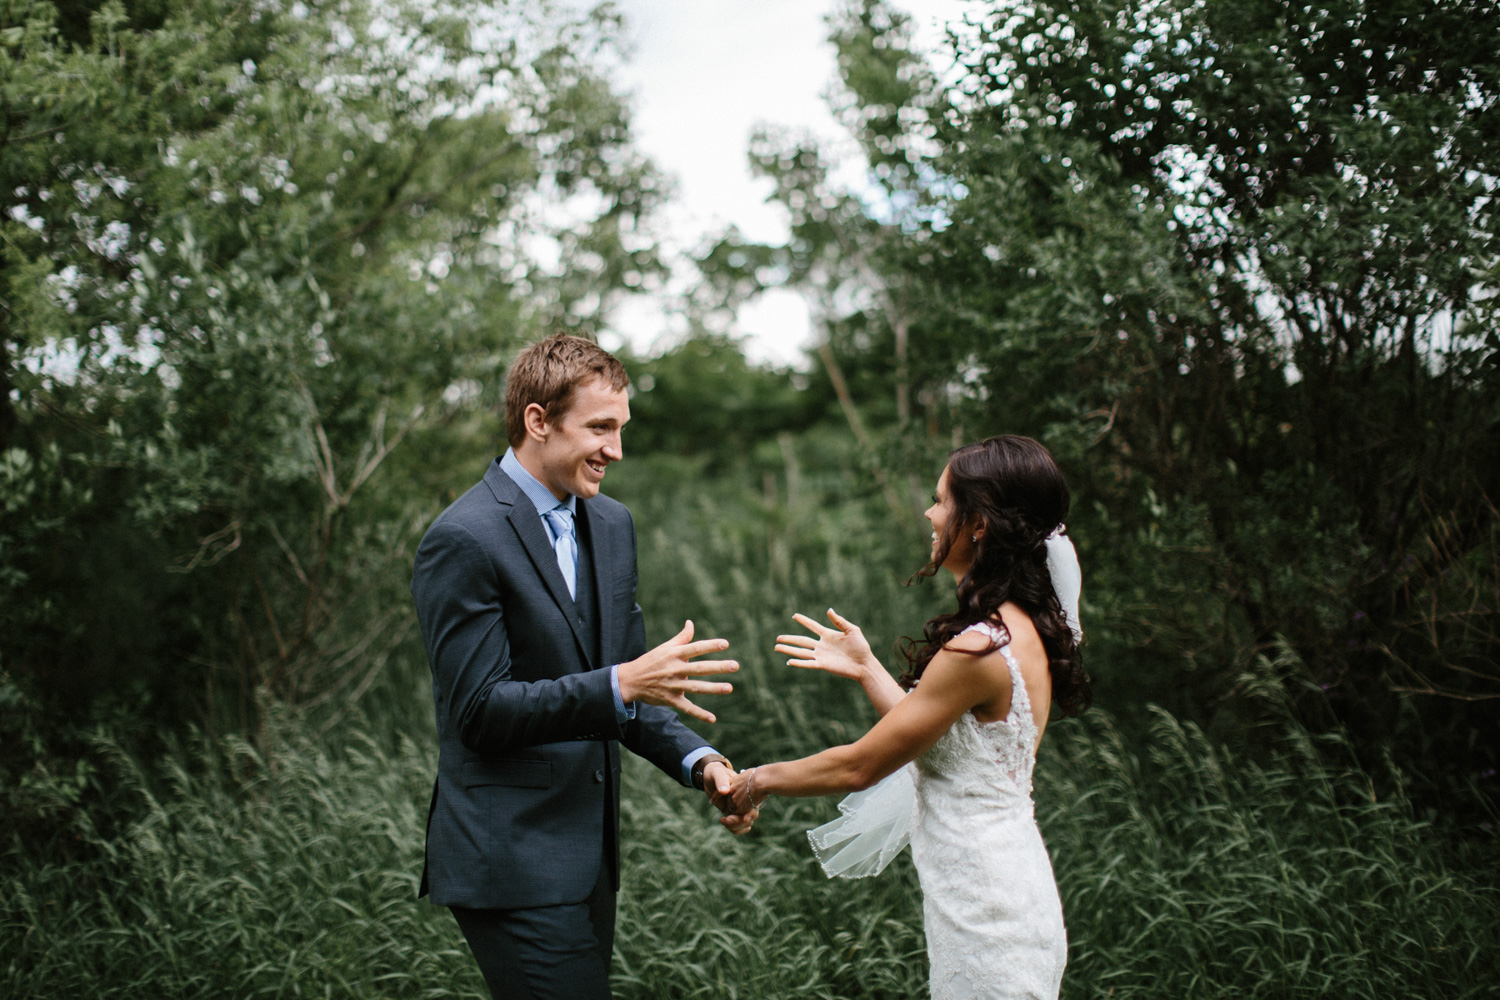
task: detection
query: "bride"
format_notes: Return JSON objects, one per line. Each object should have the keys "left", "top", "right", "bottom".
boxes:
{"left": 727, "top": 435, "right": 1092, "bottom": 1000}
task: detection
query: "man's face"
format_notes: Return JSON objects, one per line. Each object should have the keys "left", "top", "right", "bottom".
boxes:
{"left": 529, "top": 377, "right": 630, "bottom": 500}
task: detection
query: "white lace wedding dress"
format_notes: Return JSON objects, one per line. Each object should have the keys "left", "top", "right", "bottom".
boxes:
{"left": 909, "top": 621, "right": 1066, "bottom": 1000}
{"left": 806, "top": 621, "right": 1068, "bottom": 999}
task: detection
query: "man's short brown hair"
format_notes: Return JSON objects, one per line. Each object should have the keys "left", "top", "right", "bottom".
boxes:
{"left": 504, "top": 334, "right": 630, "bottom": 448}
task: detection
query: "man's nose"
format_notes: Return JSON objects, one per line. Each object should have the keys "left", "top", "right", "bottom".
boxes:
{"left": 603, "top": 433, "right": 623, "bottom": 461}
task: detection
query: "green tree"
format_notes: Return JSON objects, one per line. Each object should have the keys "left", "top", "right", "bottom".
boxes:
{"left": 621, "top": 334, "right": 820, "bottom": 468}
{"left": 0, "top": 0, "right": 662, "bottom": 847}
{"left": 715, "top": 0, "right": 1500, "bottom": 800}
{"left": 920, "top": 0, "right": 1500, "bottom": 731}
{"left": 696, "top": 0, "right": 949, "bottom": 519}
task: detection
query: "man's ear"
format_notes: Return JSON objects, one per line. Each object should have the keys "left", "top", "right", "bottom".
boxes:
{"left": 522, "top": 402, "right": 550, "bottom": 444}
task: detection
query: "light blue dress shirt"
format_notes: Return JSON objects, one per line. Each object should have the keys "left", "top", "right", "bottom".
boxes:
{"left": 499, "top": 450, "right": 719, "bottom": 786}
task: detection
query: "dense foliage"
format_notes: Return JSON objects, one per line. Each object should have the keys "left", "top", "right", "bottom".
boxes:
{"left": 3, "top": 0, "right": 1496, "bottom": 995}
{"left": 1, "top": 0, "right": 657, "bottom": 844}
{"left": 712, "top": 0, "right": 1500, "bottom": 813}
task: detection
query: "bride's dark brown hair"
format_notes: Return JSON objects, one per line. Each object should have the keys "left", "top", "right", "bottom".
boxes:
{"left": 899, "top": 435, "right": 1092, "bottom": 718}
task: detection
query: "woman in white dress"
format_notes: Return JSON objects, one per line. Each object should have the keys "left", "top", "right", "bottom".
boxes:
{"left": 727, "top": 435, "right": 1092, "bottom": 1000}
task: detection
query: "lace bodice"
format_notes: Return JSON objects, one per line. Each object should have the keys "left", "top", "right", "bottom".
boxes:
{"left": 915, "top": 621, "right": 1041, "bottom": 803}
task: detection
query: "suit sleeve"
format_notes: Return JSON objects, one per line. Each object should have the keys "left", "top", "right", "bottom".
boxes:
{"left": 612, "top": 510, "right": 714, "bottom": 784}
{"left": 412, "top": 518, "right": 621, "bottom": 753}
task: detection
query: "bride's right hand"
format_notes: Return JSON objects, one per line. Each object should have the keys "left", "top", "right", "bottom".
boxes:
{"left": 775, "top": 609, "right": 874, "bottom": 681}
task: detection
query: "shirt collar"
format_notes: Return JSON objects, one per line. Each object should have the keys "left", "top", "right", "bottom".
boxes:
{"left": 500, "top": 448, "right": 576, "bottom": 517}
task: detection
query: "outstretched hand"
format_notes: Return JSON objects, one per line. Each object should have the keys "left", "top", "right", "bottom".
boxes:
{"left": 618, "top": 620, "right": 738, "bottom": 723}
{"left": 775, "top": 609, "right": 874, "bottom": 681}
{"left": 702, "top": 760, "right": 758, "bottom": 834}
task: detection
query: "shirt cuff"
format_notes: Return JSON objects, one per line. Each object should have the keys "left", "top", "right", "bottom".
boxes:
{"left": 609, "top": 664, "right": 636, "bottom": 724}
{"left": 681, "top": 745, "right": 722, "bottom": 788}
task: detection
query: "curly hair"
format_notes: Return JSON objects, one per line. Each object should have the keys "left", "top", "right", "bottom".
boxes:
{"left": 899, "top": 435, "right": 1092, "bottom": 718}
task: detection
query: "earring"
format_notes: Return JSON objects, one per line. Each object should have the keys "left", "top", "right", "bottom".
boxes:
{"left": 971, "top": 534, "right": 978, "bottom": 542}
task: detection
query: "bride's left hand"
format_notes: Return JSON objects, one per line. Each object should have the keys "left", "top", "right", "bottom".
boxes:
{"left": 776, "top": 609, "right": 874, "bottom": 681}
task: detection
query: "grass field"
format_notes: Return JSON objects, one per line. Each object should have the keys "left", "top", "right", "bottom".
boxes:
{"left": 4, "top": 469, "right": 1495, "bottom": 998}
{"left": 4, "top": 687, "right": 1494, "bottom": 998}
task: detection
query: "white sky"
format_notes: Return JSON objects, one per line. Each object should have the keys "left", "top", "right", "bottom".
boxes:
{"left": 604, "top": 0, "right": 971, "bottom": 367}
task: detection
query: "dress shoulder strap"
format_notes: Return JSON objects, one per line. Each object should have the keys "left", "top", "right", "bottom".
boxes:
{"left": 958, "top": 619, "right": 1008, "bottom": 644}
{"left": 998, "top": 644, "right": 1031, "bottom": 725}
{"left": 958, "top": 620, "right": 1031, "bottom": 723}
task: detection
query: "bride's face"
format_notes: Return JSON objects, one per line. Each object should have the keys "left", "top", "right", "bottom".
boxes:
{"left": 924, "top": 465, "right": 979, "bottom": 576}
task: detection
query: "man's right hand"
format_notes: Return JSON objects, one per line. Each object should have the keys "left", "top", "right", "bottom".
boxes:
{"left": 617, "top": 620, "right": 737, "bottom": 723}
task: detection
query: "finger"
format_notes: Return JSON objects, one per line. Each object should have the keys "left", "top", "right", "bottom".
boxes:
{"left": 786, "top": 658, "right": 819, "bottom": 669}
{"left": 676, "top": 638, "right": 732, "bottom": 660}
{"left": 826, "top": 608, "right": 857, "bottom": 632}
{"left": 774, "top": 636, "right": 817, "bottom": 650}
{"left": 671, "top": 658, "right": 739, "bottom": 676}
{"left": 712, "top": 767, "right": 733, "bottom": 797}
{"left": 720, "top": 814, "right": 753, "bottom": 834}
{"left": 676, "top": 679, "right": 734, "bottom": 695}
{"left": 673, "top": 696, "right": 716, "bottom": 724}
{"left": 671, "top": 620, "right": 694, "bottom": 645}
{"left": 791, "top": 612, "right": 832, "bottom": 636}
{"left": 773, "top": 644, "right": 815, "bottom": 658}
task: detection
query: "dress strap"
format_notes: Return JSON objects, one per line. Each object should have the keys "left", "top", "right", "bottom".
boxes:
{"left": 959, "top": 620, "right": 1007, "bottom": 644}
{"left": 997, "top": 644, "right": 1031, "bottom": 725}
{"left": 959, "top": 620, "right": 1030, "bottom": 726}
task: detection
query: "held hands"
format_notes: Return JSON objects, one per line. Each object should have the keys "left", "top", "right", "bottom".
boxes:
{"left": 725, "top": 765, "right": 768, "bottom": 817}
{"left": 702, "top": 760, "right": 758, "bottom": 835}
{"left": 776, "top": 609, "right": 874, "bottom": 681}
{"left": 618, "top": 620, "right": 738, "bottom": 723}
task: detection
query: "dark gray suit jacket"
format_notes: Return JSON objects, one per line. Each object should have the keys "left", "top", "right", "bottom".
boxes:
{"left": 411, "top": 459, "right": 708, "bottom": 909}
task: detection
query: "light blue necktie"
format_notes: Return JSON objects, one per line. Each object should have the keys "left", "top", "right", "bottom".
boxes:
{"left": 542, "top": 506, "right": 577, "bottom": 600}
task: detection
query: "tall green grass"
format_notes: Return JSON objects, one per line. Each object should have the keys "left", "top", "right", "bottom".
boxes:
{"left": 4, "top": 464, "right": 1495, "bottom": 997}
{"left": 2, "top": 726, "right": 481, "bottom": 999}
{"left": 8, "top": 704, "right": 1489, "bottom": 998}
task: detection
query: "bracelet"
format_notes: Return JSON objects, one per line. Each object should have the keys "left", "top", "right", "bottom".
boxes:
{"left": 746, "top": 766, "right": 765, "bottom": 808}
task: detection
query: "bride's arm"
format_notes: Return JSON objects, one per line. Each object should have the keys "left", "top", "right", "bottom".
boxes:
{"left": 733, "top": 635, "right": 998, "bottom": 808}
{"left": 775, "top": 609, "right": 908, "bottom": 716}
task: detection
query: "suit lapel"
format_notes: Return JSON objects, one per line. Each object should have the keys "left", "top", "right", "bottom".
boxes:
{"left": 487, "top": 462, "right": 595, "bottom": 669}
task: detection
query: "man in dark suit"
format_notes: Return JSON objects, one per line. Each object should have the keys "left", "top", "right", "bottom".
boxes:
{"left": 411, "top": 334, "right": 755, "bottom": 1000}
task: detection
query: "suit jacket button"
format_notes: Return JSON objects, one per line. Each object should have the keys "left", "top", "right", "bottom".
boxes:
{"left": 593, "top": 769, "right": 605, "bottom": 783}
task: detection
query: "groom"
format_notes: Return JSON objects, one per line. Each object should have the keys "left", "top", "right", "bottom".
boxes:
{"left": 410, "top": 334, "right": 754, "bottom": 1000}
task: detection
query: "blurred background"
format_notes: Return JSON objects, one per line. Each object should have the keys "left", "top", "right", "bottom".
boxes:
{"left": 2, "top": 0, "right": 1497, "bottom": 996}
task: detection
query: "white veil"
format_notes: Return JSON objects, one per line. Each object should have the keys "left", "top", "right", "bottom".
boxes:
{"left": 806, "top": 527, "right": 1082, "bottom": 879}
{"left": 1045, "top": 527, "right": 1083, "bottom": 643}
